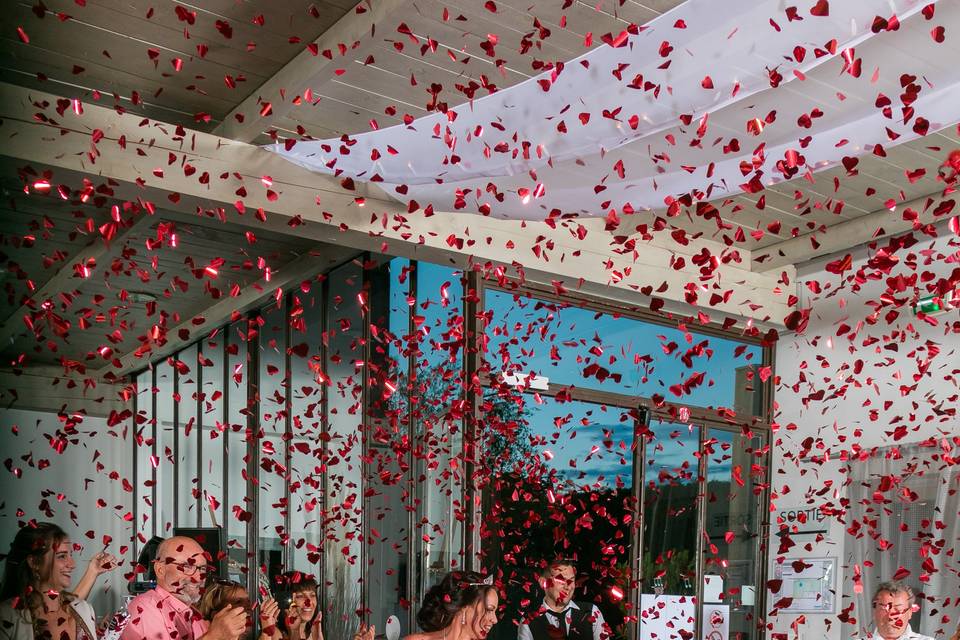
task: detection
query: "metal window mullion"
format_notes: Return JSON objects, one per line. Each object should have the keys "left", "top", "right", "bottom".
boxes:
{"left": 463, "top": 269, "right": 482, "bottom": 571}
{"left": 318, "top": 272, "right": 330, "bottom": 616}
{"left": 360, "top": 255, "right": 373, "bottom": 621}
{"left": 283, "top": 292, "right": 293, "bottom": 573}
{"left": 197, "top": 342, "right": 204, "bottom": 527}
{"left": 131, "top": 372, "right": 140, "bottom": 565}
{"left": 221, "top": 335, "right": 229, "bottom": 543}
{"left": 694, "top": 423, "right": 708, "bottom": 640}
{"left": 628, "top": 406, "right": 648, "bottom": 639}
{"left": 754, "top": 431, "right": 772, "bottom": 639}
{"left": 405, "top": 261, "right": 418, "bottom": 623}
{"left": 757, "top": 335, "right": 777, "bottom": 636}
{"left": 246, "top": 312, "right": 261, "bottom": 600}
{"left": 483, "top": 281, "right": 768, "bottom": 347}
{"left": 173, "top": 360, "right": 180, "bottom": 528}
{"left": 152, "top": 366, "right": 158, "bottom": 536}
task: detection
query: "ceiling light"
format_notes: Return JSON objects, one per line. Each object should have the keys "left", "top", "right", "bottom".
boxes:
{"left": 125, "top": 291, "right": 157, "bottom": 304}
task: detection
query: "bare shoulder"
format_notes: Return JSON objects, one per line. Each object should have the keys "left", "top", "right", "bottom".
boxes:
{"left": 403, "top": 633, "right": 434, "bottom": 640}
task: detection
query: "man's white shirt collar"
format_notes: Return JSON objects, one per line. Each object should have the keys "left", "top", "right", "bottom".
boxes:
{"left": 543, "top": 600, "right": 581, "bottom": 613}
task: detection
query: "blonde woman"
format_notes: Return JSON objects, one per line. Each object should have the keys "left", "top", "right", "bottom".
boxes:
{"left": 0, "top": 523, "right": 96, "bottom": 640}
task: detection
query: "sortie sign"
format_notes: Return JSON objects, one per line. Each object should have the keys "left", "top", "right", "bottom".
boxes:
{"left": 775, "top": 505, "right": 828, "bottom": 535}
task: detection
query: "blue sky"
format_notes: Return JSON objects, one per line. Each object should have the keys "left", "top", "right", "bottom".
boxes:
{"left": 483, "top": 289, "right": 762, "bottom": 410}
{"left": 392, "top": 261, "right": 752, "bottom": 488}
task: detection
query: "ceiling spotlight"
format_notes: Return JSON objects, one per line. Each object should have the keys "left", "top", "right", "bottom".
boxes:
{"left": 125, "top": 291, "right": 158, "bottom": 304}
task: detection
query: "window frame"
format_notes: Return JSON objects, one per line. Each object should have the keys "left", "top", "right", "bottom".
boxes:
{"left": 472, "top": 276, "right": 775, "bottom": 640}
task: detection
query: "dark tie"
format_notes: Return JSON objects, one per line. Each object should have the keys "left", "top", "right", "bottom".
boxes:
{"left": 548, "top": 609, "right": 571, "bottom": 638}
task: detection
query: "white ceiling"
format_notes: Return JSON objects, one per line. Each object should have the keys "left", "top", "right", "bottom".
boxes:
{"left": 0, "top": 0, "right": 956, "bottom": 367}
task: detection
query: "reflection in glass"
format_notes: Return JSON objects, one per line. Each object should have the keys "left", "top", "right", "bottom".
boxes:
{"left": 480, "top": 391, "right": 637, "bottom": 640}
{"left": 414, "top": 263, "right": 465, "bottom": 598}
{"left": 324, "top": 261, "right": 364, "bottom": 638}
{"left": 134, "top": 370, "right": 155, "bottom": 553}
{"left": 701, "top": 428, "right": 765, "bottom": 640}
{"left": 156, "top": 359, "right": 175, "bottom": 535}
{"left": 367, "top": 257, "right": 412, "bottom": 634}
{"left": 200, "top": 338, "right": 225, "bottom": 529}
{"left": 289, "top": 277, "right": 325, "bottom": 574}
{"left": 226, "top": 321, "right": 250, "bottom": 583}
{"left": 642, "top": 421, "right": 699, "bottom": 597}
{"left": 177, "top": 344, "right": 199, "bottom": 526}
{"left": 485, "top": 289, "right": 764, "bottom": 414}
{"left": 258, "top": 302, "right": 288, "bottom": 583}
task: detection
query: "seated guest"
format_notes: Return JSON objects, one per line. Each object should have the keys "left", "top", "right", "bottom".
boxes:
{"left": 277, "top": 574, "right": 322, "bottom": 640}
{"left": 0, "top": 522, "right": 97, "bottom": 640}
{"left": 857, "top": 580, "right": 932, "bottom": 640}
{"left": 120, "top": 536, "right": 246, "bottom": 640}
{"left": 197, "top": 580, "right": 279, "bottom": 640}
{"left": 402, "top": 571, "right": 499, "bottom": 640}
{"left": 518, "top": 560, "right": 610, "bottom": 640}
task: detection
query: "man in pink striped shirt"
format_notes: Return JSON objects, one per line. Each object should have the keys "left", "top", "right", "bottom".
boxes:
{"left": 121, "top": 536, "right": 246, "bottom": 640}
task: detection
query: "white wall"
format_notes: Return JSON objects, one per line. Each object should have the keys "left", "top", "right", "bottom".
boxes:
{"left": 0, "top": 408, "right": 132, "bottom": 619}
{"left": 770, "top": 233, "right": 960, "bottom": 640}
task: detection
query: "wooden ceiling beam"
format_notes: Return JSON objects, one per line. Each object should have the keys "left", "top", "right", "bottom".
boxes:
{"left": 0, "top": 81, "right": 793, "bottom": 326}
{"left": 751, "top": 191, "right": 955, "bottom": 272}
{"left": 0, "top": 367, "right": 124, "bottom": 418}
{"left": 102, "top": 246, "right": 354, "bottom": 378}
{"left": 213, "top": 0, "right": 409, "bottom": 143}
{"left": 0, "top": 214, "right": 155, "bottom": 349}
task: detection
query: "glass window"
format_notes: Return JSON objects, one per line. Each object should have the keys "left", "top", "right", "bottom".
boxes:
{"left": 226, "top": 320, "right": 251, "bottom": 584}
{"left": 155, "top": 359, "right": 175, "bottom": 535}
{"left": 366, "top": 257, "right": 413, "bottom": 634}
{"left": 258, "top": 301, "right": 289, "bottom": 583}
{"left": 200, "top": 337, "right": 225, "bottom": 529}
{"left": 289, "top": 277, "right": 326, "bottom": 575}
{"left": 324, "top": 260, "right": 365, "bottom": 638}
{"left": 177, "top": 344, "right": 199, "bottom": 526}
{"left": 413, "top": 262, "right": 465, "bottom": 598}
{"left": 701, "top": 427, "right": 766, "bottom": 640}
{"left": 127, "top": 257, "right": 773, "bottom": 637}
{"left": 134, "top": 369, "right": 155, "bottom": 554}
{"left": 641, "top": 421, "right": 699, "bottom": 597}
{"left": 639, "top": 420, "right": 700, "bottom": 639}
{"left": 484, "top": 289, "right": 764, "bottom": 414}
{"left": 481, "top": 391, "right": 638, "bottom": 640}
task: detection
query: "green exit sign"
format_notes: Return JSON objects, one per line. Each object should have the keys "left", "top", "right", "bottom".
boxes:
{"left": 913, "top": 294, "right": 946, "bottom": 316}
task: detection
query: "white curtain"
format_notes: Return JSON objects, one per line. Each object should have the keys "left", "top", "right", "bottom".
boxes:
{"left": 844, "top": 440, "right": 960, "bottom": 638}
{"left": 270, "top": 0, "right": 960, "bottom": 220}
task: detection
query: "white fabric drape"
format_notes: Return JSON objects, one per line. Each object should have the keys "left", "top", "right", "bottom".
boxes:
{"left": 271, "top": 0, "right": 959, "bottom": 220}
{"left": 844, "top": 440, "right": 960, "bottom": 638}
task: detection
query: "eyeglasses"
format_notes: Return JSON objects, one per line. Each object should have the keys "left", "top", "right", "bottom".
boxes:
{"left": 873, "top": 602, "right": 916, "bottom": 616}
{"left": 169, "top": 561, "right": 208, "bottom": 577}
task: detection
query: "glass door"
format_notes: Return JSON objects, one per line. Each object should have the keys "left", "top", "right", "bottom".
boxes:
{"left": 700, "top": 427, "right": 766, "bottom": 640}
{"left": 639, "top": 420, "right": 700, "bottom": 640}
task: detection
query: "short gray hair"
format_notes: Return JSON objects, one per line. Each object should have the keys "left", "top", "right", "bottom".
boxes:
{"left": 873, "top": 580, "right": 916, "bottom": 603}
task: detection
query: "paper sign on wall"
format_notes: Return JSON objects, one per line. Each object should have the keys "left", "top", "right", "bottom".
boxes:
{"left": 771, "top": 557, "right": 837, "bottom": 613}
{"left": 701, "top": 604, "right": 729, "bottom": 640}
{"left": 703, "top": 575, "right": 724, "bottom": 603}
{"left": 639, "top": 594, "right": 696, "bottom": 640}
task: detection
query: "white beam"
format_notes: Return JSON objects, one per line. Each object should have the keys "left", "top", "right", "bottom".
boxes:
{"left": 752, "top": 192, "right": 954, "bottom": 272}
{"left": 213, "top": 0, "right": 409, "bottom": 142}
{"left": 103, "top": 248, "right": 352, "bottom": 378}
{"left": 0, "top": 214, "right": 154, "bottom": 348}
{"left": 0, "top": 81, "right": 793, "bottom": 325}
{"left": 0, "top": 368, "right": 125, "bottom": 418}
